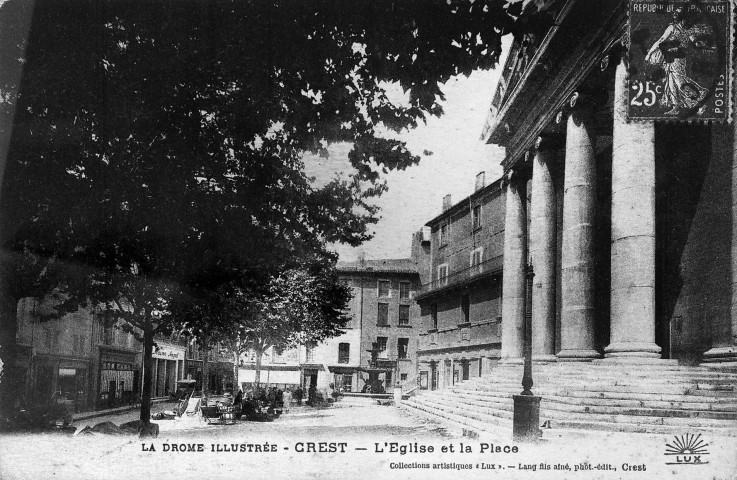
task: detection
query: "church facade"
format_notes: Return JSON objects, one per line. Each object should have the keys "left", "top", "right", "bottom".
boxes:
{"left": 480, "top": 0, "right": 736, "bottom": 368}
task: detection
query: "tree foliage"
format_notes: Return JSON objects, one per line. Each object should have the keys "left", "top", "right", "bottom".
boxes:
{"left": 0, "top": 0, "right": 528, "bottom": 426}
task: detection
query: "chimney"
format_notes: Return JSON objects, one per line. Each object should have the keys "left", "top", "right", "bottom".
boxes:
{"left": 442, "top": 194, "right": 452, "bottom": 212}
{"left": 475, "top": 171, "right": 486, "bottom": 192}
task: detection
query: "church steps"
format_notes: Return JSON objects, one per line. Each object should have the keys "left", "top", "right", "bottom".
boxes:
{"left": 454, "top": 385, "right": 737, "bottom": 405}
{"left": 454, "top": 380, "right": 736, "bottom": 397}
{"left": 404, "top": 393, "right": 737, "bottom": 435}
{"left": 406, "top": 362, "right": 737, "bottom": 435}
{"left": 416, "top": 390, "right": 737, "bottom": 424}
{"left": 450, "top": 389, "right": 737, "bottom": 412}
{"left": 400, "top": 399, "right": 511, "bottom": 434}
{"left": 405, "top": 396, "right": 513, "bottom": 425}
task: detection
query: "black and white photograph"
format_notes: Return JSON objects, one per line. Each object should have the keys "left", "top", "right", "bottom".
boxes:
{"left": 0, "top": 0, "right": 735, "bottom": 478}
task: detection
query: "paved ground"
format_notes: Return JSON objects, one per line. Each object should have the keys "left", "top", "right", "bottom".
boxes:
{"left": 1, "top": 399, "right": 735, "bottom": 480}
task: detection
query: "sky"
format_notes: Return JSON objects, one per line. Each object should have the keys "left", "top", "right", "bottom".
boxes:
{"left": 306, "top": 39, "right": 511, "bottom": 263}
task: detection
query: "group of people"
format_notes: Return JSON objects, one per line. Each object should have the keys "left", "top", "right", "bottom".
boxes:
{"left": 231, "top": 384, "right": 320, "bottom": 421}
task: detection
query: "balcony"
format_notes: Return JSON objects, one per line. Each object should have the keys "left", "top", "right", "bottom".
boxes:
{"left": 416, "top": 254, "right": 503, "bottom": 300}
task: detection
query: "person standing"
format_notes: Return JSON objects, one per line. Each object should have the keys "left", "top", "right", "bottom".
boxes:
{"left": 294, "top": 386, "right": 303, "bottom": 406}
{"left": 282, "top": 388, "right": 292, "bottom": 413}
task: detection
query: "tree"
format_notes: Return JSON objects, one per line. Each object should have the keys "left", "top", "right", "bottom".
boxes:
{"left": 217, "top": 265, "right": 351, "bottom": 390}
{"left": 0, "top": 0, "right": 533, "bottom": 428}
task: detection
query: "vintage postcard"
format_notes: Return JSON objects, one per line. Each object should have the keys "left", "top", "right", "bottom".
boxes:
{"left": 0, "top": 0, "right": 735, "bottom": 479}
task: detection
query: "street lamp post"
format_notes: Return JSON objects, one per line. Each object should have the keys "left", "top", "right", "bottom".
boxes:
{"left": 512, "top": 262, "right": 541, "bottom": 442}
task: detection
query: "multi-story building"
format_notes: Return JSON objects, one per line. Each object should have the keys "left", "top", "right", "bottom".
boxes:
{"left": 184, "top": 340, "right": 234, "bottom": 394}
{"left": 337, "top": 259, "right": 421, "bottom": 392}
{"left": 14, "top": 298, "right": 146, "bottom": 411}
{"left": 412, "top": 173, "right": 507, "bottom": 391}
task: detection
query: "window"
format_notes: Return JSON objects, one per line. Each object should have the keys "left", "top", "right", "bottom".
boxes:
{"left": 378, "top": 280, "right": 391, "bottom": 298}
{"left": 431, "top": 303, "right": 438, "bottom": 330}
{"left": 437, "top": 264, "right": 448, "bottom": 285}
{"left": 398, "top": 338, "right": 409, "bottom": 359}
{"left": 377, "top": 303, "right": 389, "bottom": 326}
{"left": 102, "top": 323, "right": 114, "bottom": 345}
{"left": 399, "top": 282, "right": 411, "bottom": 299}
{"left": 305, "top": 342, "right": 316, "bottom": 363}
{"left": 376, "top": 337, "right": 388, "bottom": 358}
{"left": 439, "top": 224, "right": 449, "bottom": 245}
{"left": 470, "top": 247, "right": 483, "bottom": 270}
{"left": 461, "top": 294, "right": 470, "bottom": 323}
{"left": 472, "top": 204, "right": 482, "bottom": 229}
{"left": 338, "top": 343, "right": 350, "bottom": 364}
{"left": 398, "top": 305, "right": 410, "bottom": 326}
{"left": 400, "top": 373, "right": 408, "bottom": 382}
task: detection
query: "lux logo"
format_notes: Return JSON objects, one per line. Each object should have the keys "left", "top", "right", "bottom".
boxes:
{"left": 664, "top": 434, "right": 709, "bottom": 465}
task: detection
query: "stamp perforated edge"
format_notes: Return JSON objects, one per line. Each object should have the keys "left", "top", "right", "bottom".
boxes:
{"left": 625, "top": 0, "right": 735, "bottom": 124}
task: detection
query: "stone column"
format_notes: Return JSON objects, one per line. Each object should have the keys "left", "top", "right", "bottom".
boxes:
{"left": 605, "top": 56, "right": 661, "bottom": 360}
{"left": 703, "top": 78, "right": 737, "bottom": 367}
{"left": 557, "top": 93, "right": 600, "bottom": 361}
{"left": 530, "top": 137, "right": 558, "bottom": 362}
{"left": 501, "top": 172, "right": 528, "bottom": 362}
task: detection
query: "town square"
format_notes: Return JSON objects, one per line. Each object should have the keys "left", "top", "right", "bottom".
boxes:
{"left": 0, "top": 0, "right": 736, "bottom": 478}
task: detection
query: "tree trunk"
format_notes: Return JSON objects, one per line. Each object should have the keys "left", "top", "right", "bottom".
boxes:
{"left": 253, "top": 345, "right": 262, "bottom": 389}
{"left": 201, "top": 336, "right": 209, "bottom": 395}
{"left": 140, "top": 315, "right": 154, "bottom": 426}
{"left": 232, "top": 349, "right": 240, "bottom": 392}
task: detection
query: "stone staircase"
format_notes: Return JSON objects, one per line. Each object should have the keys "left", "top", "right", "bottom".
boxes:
{"left": 400, "top": 362, "right": 737, "bottom": 436}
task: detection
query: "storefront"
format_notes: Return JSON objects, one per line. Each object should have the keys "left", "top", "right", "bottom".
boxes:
{"left": 151, "top": 343, "right": 185, "bottom": 398}
{"left": 328, "top": 366, "right": 358, "bottom": 393}
{"left": 30, "top": 355, "right": 93, "bottom": 413}
{"left": 239, "top": 365, "right": 301, "bottom": 391}
{"left": 185, "top": 360, "right": 234, "bottom": 394}
{"left": 98, "top": 349, "right": 139, "bottom": 408}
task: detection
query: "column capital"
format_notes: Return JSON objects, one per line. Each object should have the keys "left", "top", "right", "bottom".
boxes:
{"left": 534, "top": 134, "right": 564, "bottom": 152}
{"left": 568, "top": 91, "right": 600, "bottom": 112}
{"left": 503, "top": 167, "right": 529, "bottom": 189}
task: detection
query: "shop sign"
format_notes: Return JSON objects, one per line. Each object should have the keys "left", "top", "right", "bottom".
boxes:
{"left": 628, "top": 0, "right": 733, "bottom": 121}
{"left": 101, "top": 361, "right": 133, "bottom": 371}
{"left": 152, "top": 344, "right": 184, "bottom": 360}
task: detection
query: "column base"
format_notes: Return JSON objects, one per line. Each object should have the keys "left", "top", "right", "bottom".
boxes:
{"left": 595, "top": 357, "right": 677, "bottom": 366}
{"left": 701, "top": 346, "right": 737, "bottom": 368}
{"left": 556, "top": 349, "right": 600, "bottom": 362}
{"left": 702, "top": 345, "right": 737, "bottom": 361}
{"left": 532, "top": 354, "right": 558, "bottom": 363}
{"left": 604, "top": 342, "right": 661, "bottom": 358}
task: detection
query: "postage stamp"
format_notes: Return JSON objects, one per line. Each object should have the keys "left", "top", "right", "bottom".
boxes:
{"left": 627, "top": 0, "right": 733, "bottom": 122}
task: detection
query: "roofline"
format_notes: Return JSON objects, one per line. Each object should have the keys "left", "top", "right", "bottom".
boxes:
{"left": 336, "top": 260, "right": 419, "bottom": 276}
{"left": 424, "top": 176, "right": 504, "bottom": 228}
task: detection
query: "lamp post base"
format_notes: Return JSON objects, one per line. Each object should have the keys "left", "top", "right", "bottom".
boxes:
{"left": 512, "top": 395, "right": 542, "bottom": 442}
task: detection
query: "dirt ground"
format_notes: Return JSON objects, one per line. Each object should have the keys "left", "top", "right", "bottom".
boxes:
{"left": 1, "top": 402, "right": 735, "bottom": 480}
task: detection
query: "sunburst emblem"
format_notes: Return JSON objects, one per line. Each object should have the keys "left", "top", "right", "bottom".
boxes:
{"left": 665, "top": 434, "right": 709, "bottom": 455}
{"left": 664, "top": 433, "right": 710, "bottom": 464}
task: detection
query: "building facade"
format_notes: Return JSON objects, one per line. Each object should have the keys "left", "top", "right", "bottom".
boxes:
{"left": 413, "top": 175, "right": 507, "bottom": 391}
{"left": 14, "top": 298, "right": 145, "bottom": 411}
{"left": 184, "top": 340, "right": 235, "bottom": 394}
{"left": 337, "top": 259, "right": 421, "bottom": 392}
{"left": 479, "top": 0, "right": 736, "bottom": 367}
{"left": 238, "top": 345, "right": 302, "bottom": 391}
